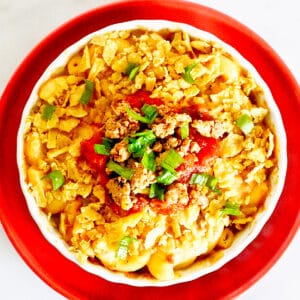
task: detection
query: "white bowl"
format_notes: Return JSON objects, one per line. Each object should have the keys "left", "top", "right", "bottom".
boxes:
{"left": 17, "top": 20, "right": 287, "bottom": 286}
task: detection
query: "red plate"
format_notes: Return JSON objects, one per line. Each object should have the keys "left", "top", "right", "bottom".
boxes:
{"left": 0, "top": 1, "right": 299, "bottom": 299}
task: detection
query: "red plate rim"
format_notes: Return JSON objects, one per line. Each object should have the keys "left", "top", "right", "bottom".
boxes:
{"left": 0, "top": 0, "right": 299, "bottom": 299}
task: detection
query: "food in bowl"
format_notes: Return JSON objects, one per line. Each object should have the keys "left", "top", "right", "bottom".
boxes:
{"left": 18, "top": 21, "right": 285, "bottom": 284}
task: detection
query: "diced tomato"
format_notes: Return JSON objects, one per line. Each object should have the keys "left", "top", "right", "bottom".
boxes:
{"left": 183, "top": 104, "right": 202, "bottom": 120}
{"left": 126, "top": 91, "right": 163, "bottom": 110}
{"left": 81, "top": 132, "right": 108, "bottom": 172}
{"left": 190, "top": 127, "right": 219, "bottom": 163}
{"left": 109, "top": 202, "right": 127, "bottom": 217}
{"left": 177, "top": 128, "right": 219, "bottom": 183}
{"left": 98, "top": 172, "right": 109, "bottom": 186}
{"left": 150, "top": 199, "right": 186, "bottom": 215}
{"left": 109, "top": 196, "right": 148, "bottom": 217}
{"left": 176, "top": 154, "right": 204, "bottom": 183}
{"left": 130, "top": 196, "right": 149, "bottom": 214}
{"left": 182, "top": 104, "right": 212, "bottom": 121}
{"left": 144, "top": 97, "right": 164, "bottom": 107}
{"left": 126, "top": 93, "right": 143, "bottom": 109}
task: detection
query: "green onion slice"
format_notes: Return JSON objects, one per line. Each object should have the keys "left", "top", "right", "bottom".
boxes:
{"left": 106, "top": 160, "right": 135, "bottom": 180}
{"left": 94, "top": 138, "right": 113, "bottom": 156}
{"left": 102, "top": 137, "right": 114, "bottom": 149}
{"left": 142, "top": 150, "right": 156, "bottom": 172}
{"left": 128, "top": 130, "right": 156, "bottom": 156}
{"left": 128, "top": 144, "right": 143, "bottom": 157}
{"left": 207, "top": 176, "right": 221, "bottom": 195}
{"left": 116, "top": 236, "right": 137, "bottom": 260}
{"left": 141, "top": 104, "right": 157, "bottom": 122}
{"left": 236, "top": 114, "right": 254, "bottom": 135}
{"left": 94, "top": 144, "right": 110, "bottom": 156}
{"left": 46, "top": 170, "right": 65, "bottom": 191}
{"left": 221, "top": 202, "right": 241, "bottom": 216}
{"left": 149, "top": 183, "right": 165, "bottom": 200}
{"left": 79, "top": 79, "right": 94, "bottom": 105}
{"left": 206, "top": 176, "right": 218, "bottom": 189}
{"left": 189, "top": 173, "right": 210, "bottom": 185}
{"left": 183, "top": 62, "right": 198, "bottom": 84}
{"left": 126, "top": 104, "right": 157, "bottom": 124}
{"left": 157, "top": 169, "right": 178, "bottom": 185}
{"left": 41, "top": 103, "right": 56, "bottom": 120}
{"left": 125, "top": 63, "right": 140, "bottom": 80}
{"left": 190, "top": 173, "right": 221, "bottom": 194}
{"left": 180, "top": 122, "right": 189, "bottom": 139}
{"left": 160, "top": 149, "right": 183, "bottom": 172}
{"left": 133, "top": 130, "right": 156, "bottom": 142}
{"left": 126, "top": 108, "right": 149, "bottom": 123}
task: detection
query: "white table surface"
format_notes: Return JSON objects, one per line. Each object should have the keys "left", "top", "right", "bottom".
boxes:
{"left": 0, "top": 0, "right": 299, "bottom": 299}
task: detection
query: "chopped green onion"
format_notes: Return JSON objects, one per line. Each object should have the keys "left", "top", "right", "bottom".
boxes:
{"left": 94, "top": 138, "right": 113, "bottom": 156}
{"left": 126, "top": 104, "right": 157, "bottom": 124}
{"left": 132, "top": 151, "right": 144, "bottom": 159}
{"left": 128, "top": 143, "right": 144, "bottom": 157}
{"left": 141, "top": 104, "right": 157, "bottom": 123}
{"left": 116, "top": 236, "right": 136, "bottom": 260}
{"left": 125, "top": 63, "right": 140, "bottom": 80}
{"left": 221, "top": 202, "right": 241, "bottom": 216}
{"left": 206, "top": 176, "right": 221, "bottom": 195}
{"left": 106, "top": 160, "right": 135, "bottom": 180}
{"left": 128, "top": 137, "right": 142, "bottom": 154}
{"left": 141, "top": 150, "right": 156, "bottom": 172}
{"left": 42, "top": 103, "right": 56, "bottom": 120}
{"left": 183, "top": 62, "right": 198, "bottom": 84}
{"left": 79, "top": 79, "right": 94, "bottom": 104}
{"left": 102, "top": 137, "right": 114, "bottom": 149}
{"left": 46, "top": 170, "right": 65, "bottom": 191}
{"left": 190, "top": 173, "right": 221, "bottom": 194}
{"left": 160, "top": 149, "right": 183, "bottom": 172}
{"left": 236, "top": 114, "right": 254, "bottom": 135}
{"left": 133, "top": 130, "right": 156, "bottom": 142}
{"left": 126, "top": 108, "right": 149, "bottom": 123}
{"left": 156, "top": 150, "right": 183, "bottom": 185}
{"left": 94, "top": 144, "right": 110, "bottom": 156}
{"left": 180, "top": 122, "right": 189, "bottom": 139}
{"left": 206, "top": 176, "right": 217, "bottom": 189}
{"left": 128, "top": 130, "right": 156, "bottom": 156}
{"left": 189, "top": 173, "right": 210, "bottom": 185}
{"left": 149, "top": 183, "right": 165, "bottom": 200}
{"left": 157, "top": 169, "right": 177, "bottom": 185}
